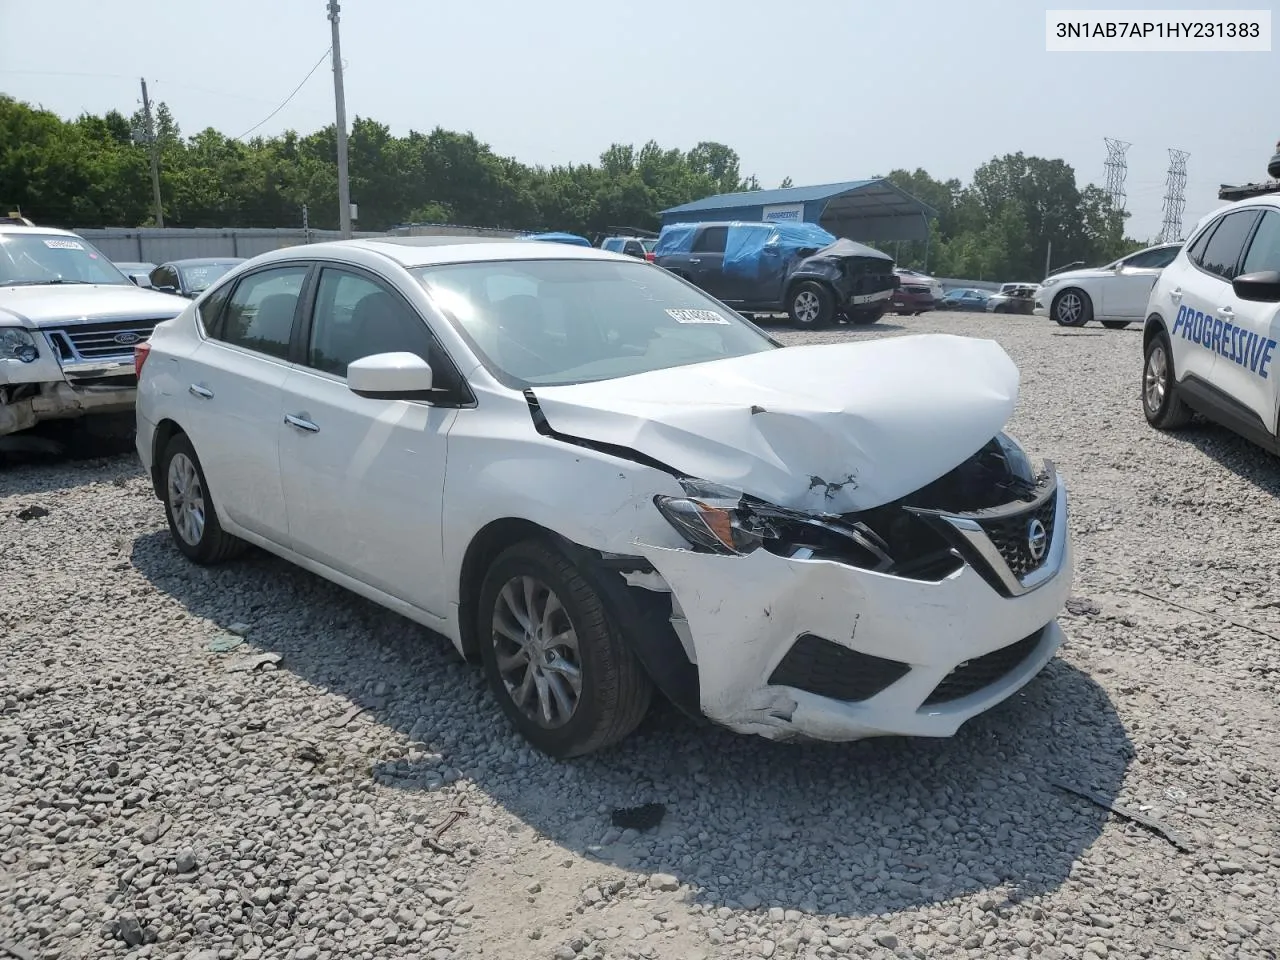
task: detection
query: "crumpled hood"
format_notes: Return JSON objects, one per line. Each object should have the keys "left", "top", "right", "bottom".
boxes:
{"left": 0, "top": 284, "right": 189, "bottom": 327}
{"left": 531, "top": 334, "right": 1020, "bottom": 514}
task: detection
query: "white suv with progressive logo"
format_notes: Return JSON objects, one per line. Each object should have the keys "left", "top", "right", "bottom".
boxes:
{"left": 1141, "top": 194, "right": 1280, "bottom": 449}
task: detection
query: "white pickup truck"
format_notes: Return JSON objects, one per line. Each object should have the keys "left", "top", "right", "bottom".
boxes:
{"left": 1, "top": 224, "right": 188, "bottom": 439}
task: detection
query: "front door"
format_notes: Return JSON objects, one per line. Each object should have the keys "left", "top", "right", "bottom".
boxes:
{"left": 1210, "top": 209, "right": 1280, "bottom": 434}
{"left": 1101, "top": 245, "right": 1180, "bottom": 318}
{"left": 277, "top": 265, "right": 462, "bottom": 618}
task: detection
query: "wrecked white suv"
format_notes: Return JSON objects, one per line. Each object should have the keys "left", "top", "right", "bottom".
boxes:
{"left": 136, "top": 238, "right": 1073, "bottom": 757}
{"left": 1, "top": 225, "right": 188, "bottom": 439}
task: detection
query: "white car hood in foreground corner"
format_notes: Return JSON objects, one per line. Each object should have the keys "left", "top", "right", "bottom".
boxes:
{"left": 532, "top": 333, "right": 1019, "bottom": 514}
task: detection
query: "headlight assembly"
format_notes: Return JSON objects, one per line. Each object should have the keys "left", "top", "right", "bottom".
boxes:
{"left": 0, "top": 327, "right": 38, "bottom": 363}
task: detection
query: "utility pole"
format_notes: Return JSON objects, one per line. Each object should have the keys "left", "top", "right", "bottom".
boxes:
{"left": 302, "top": 203, "right": 311, "bottom": 244}
{"left": 1044, "top": 241, "right": 1052, "bottom": 280}
{"left": 140, "top": 78, "right": 164, "bottom": 227}
{"left": 327, "top": 1, "right": 352, "bottom": 239}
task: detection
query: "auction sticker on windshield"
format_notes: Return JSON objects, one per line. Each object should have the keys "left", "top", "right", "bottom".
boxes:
{"left": 667, "top": 308, "right": 730, "bottom": 325}
{"left": 43, "top": 238, "right": 84, "bottom": 249}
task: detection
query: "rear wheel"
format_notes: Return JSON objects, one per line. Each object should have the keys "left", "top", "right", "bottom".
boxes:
{"left": 1142, "top": 331, "right": 1193, "bottom": 430}
{"left": 160, "top": 433, "right": 247, "bottom": 564}
{"left": 787, "top": 281, "right": 834, "bottom": 329}
{"left": 1053, "top": 289, "right": 1092, "bottom": 327}
{"left": 1102, "top": 320, "right": 1131, "bottom": 329}
{"left": 477, "top": 540, "right": 653, "bottom": 758}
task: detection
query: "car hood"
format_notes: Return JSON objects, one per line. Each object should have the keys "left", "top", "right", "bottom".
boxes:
{"left": 531, "top": 334, "right": 1019, "bottom": 514}
{"left": 0, "top": 284, "right": 189, "bottom": 327}
{"left": 1040, "top": 266, "right": 1111, "bottom": 285}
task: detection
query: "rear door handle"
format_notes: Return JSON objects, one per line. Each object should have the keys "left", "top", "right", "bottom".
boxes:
{"left": 284, "top": 413, "right": 319, "bottom": 433}
{"left": 188, "top": 384, "right": 213, "bottom": 399}
{"left": 689, "top": 258, "right": 701, "bottom": 264}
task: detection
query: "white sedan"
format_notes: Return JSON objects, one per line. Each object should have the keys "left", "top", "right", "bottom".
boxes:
{"left": 135, "top": 238, "right": 1073, "bottom": 757}
{"left": 1034, "top": 242, "right": 1182, "bottom": 328}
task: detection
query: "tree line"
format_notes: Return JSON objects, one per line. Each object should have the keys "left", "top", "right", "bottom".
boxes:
{"left": 1, "top": 94, "right": 1135, "bottom": 280}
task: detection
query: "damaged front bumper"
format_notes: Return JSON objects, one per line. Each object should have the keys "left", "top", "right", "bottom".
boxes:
{"left": 632, "top": 470, "right": 1073, "bottom": 742}
{"left": 0, "top": 380, "right": 137, "bottom": 435}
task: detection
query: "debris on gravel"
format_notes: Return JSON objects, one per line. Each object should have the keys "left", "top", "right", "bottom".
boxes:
{"left": 2, "top": 313, "right": 1279, "bottom": 959}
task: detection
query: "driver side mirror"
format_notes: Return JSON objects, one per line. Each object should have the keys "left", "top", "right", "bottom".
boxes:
{"left": 1232, "top": 270, "right": 1280, "bottom": 303}
{"left": 347, "top": 352, "right": 435, "bottom": 401}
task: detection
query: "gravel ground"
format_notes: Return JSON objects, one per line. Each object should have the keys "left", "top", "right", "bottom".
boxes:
{"left": 2, "top": 311, "right": 1278, "bottom": 960}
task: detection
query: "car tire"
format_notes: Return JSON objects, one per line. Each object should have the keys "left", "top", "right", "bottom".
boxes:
{"left": 477, "top": 539, "right": 653, "bottom": 759}
{"left": 160, "top": 433, "right": 247, "bottom": 564}
{"left": 787, "top": 281, "right": 835, "bottom": 329}
{"left": 1101, "top": 320, "right": 1131, "bottom": 329}
{"left": 1142, "top": 330, "right": 1193, "bottom": 430}
{"left": 1052, "top": 289, "right": 1092, "bottom": 327}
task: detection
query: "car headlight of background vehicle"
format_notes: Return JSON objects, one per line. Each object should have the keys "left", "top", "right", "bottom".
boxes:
{"left": 1038, "top": 278, "right": 1059, "bottom": 290}
{"left": 0, "top": 327, "right": 39, "bottom": 363}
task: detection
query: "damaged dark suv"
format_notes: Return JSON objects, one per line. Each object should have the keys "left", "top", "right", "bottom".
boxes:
{"left": 654, "top": 221, "right": 899, "bottom": 329}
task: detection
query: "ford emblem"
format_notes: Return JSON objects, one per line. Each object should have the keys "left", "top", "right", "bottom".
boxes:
{"left": 113, "top": 332, "right": 140, "bottom": 346}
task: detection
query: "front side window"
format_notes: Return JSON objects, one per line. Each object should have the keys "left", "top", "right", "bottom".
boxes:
{"left": 215, "top": 266, "right": 308, "bottom": 360}
{"left": 0, "top": 233, "right": 129, "bottom": 286}
{"left": 1123, "top": 247, "right": 1177, "bottom": 269}
{"left": 1240, "top": 211, "right": 1280, "bottom": 275}
{"left": 415, "top": 258, "right": 776, "bottom": 388}
{"left": 305, "top": 268, "right": 463, "bottom": 394}
{"left": 1199, "top": 211, "right": 1260, "bottom": 281}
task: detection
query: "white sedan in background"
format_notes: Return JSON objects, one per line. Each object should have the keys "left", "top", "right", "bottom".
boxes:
{"left": 134, "top": 238, "right": 1072, "bottom": 758}
{"left": 1034, "top": 242, "right": 1182, "bottom": 328}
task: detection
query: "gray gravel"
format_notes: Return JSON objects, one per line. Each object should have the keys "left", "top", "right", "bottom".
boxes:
{"left": 3, "top": 311, "right": 1279, "bottom": 960}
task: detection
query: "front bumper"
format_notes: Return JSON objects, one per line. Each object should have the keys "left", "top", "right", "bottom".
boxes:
{"left": 892, "top": 291, "right": 936, "bottom": 312}
{"left": 0, "top": 380, "right": 137, "bottom": 435}
{"left": 634, "top": 472, "right": 1073, "bottom": 742}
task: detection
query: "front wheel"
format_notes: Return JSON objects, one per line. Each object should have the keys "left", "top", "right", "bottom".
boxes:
{"left": 1053, "top": 289, "right": 1092, "bottom": 327}
{"left": 787, "top": 281, "right": 834, "bottom": 329}
{"left": 160, "top": 433, "right": 247, "bottom": 564}
{"left": 1142, "top": 331, "right": 1193, "bottom": 430}
{"left": 478, "top": 540, "right": 653, "bottom": 758}
{"left": 1102, "top": 320, "right": 1131, "bottom": 329}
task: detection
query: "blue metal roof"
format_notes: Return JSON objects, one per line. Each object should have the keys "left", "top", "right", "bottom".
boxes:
{"left": 660, "top": 180, "right": 877, "bottom": 215}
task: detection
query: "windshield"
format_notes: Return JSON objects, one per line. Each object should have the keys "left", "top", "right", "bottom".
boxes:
{"left": 180, "top": 262, "right": 237, "bottom": 294}
{"left": 414, "top": 258, "right": 777, "bottom": 388}
{"left": 0, "top": 233, "right": 129, "bottom": 286}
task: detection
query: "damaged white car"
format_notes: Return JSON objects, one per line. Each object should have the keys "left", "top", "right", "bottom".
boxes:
{"left": 1, "top": 224, "right": 189, "bottom": 439}
{"left": 135, "top": 238, "right": 1073, "bottom": 757}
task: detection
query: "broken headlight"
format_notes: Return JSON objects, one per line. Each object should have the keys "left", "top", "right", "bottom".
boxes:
{"left": 653, "top": 480, "right": 766, "bottom": 555}
{"left": 653, "top": 479, "right": 894, "bottom": 570}
{"left": 0, "top": 327, "right": 38, "bottom": 363}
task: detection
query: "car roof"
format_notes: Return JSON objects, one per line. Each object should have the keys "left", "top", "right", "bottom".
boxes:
{"left": 247, "top": 236, "right": 635, "bottom": 270}
{"left": 0, "top": 225, "right": 81, "bottom": 239}
{"left": 166, "top": 258, "right": 246, "bottom": 267}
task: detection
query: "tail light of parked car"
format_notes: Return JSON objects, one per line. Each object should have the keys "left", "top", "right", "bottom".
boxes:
{"left": 134, "top": 342, "right": 151, "bottom": 377}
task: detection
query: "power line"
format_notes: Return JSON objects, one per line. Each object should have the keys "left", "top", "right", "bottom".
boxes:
{"left": 234, "top": 48, "right": 332, "bottom": 141}
{"left": 1103, "top": 137, "right": 1130, "bottom": 213}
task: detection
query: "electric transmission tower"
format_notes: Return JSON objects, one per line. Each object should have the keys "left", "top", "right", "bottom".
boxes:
{"left": 1159, "top": 148, "right": 1190, "bottom": 243}
{"left": 1103, "top": 138, "right": 1130, "bottom": 212}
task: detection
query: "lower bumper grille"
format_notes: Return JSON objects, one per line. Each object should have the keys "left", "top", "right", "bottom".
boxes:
{"left": 769, "top": 633, "right": 910, "bottom": 702}
{"left": 923, "top": 629, "right": 1043, "bottom": 706}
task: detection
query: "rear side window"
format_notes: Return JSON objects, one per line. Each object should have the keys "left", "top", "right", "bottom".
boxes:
{"left": 214, "top": 266, "right": 308, "bottom": 360}
{"left": 1186, "top": 222, "right": 1217, "bottom": 266}
{"left": 1198, "top": 211, "right": 1260, "bottom": 281}
{"left": 692, "top": 227, "right": 728, "bottom": 253}
{"left": 1240, "top": 211, "right": 1280, "bottom": 275}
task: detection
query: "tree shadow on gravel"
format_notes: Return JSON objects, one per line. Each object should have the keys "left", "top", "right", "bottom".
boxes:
{"left": 1166, "top": 422, "right": 1280, "bottom": 498}
{"left": 131, "top": 529, "right": 1133, "bottom": 919}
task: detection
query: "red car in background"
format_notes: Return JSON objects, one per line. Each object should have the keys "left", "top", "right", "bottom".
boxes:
{"left": 891, "top": 268, "right": 942, "bottom": 315}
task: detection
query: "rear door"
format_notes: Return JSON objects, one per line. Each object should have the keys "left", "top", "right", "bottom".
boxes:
{"left": 180, "top": 263, "right": 311, "bottom": 543}
{"left": 1101, "top": 245, "right": 1180, "bottom": 318}
{"left": 1209, "top": 209, "right": 1280, "bottom": 434}
{"left": 687, "top": 225, "right": 730, "bottom": 299}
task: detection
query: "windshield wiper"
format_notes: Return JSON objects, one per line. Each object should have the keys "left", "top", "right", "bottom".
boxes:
{"left": 0, "top": 278, "right": 97, "bottom": 287}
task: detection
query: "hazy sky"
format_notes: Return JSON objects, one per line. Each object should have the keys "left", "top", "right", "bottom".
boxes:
{"left": 1, "top": 0, "right": 1274, "bottom": 241}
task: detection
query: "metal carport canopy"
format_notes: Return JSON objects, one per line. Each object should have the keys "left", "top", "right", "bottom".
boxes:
{"left": 658, "top": 179, "right": 939, "bottom": 242}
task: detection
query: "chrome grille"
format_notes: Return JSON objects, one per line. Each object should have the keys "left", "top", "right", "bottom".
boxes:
{"left": 975, "top": 493, "right": 1057, "bottom": 579}
{"left": 46, "top": 319, "right": 163, "bottom": 361}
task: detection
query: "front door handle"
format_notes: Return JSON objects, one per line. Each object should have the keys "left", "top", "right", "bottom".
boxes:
{"left": 688, "top": 257, "right": 701, "bottom": 264}
{"left": 1170, "top": 288, "right": 1183, "bottom": 301}
{"left": 284, "top": 413, "right": 319, "bottom": 433}
{"left": 188, "top": 384, "right": 213, "bottom": 399}
{"left": 1217, "top": 306, "right": 1234, "bottom": 317}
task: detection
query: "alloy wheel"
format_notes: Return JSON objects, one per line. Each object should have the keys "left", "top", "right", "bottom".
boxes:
{"left": 1057, "top": 292, "right": 1083, "bottom": 325}
{"left": 1144, "top": 343, "right": 1168, "bottom": 414}
{"left": 491, "top": 575, "right": 583, "bottom": 728}
{"left": 793, "top": 290, "right": 821, "bottom": 325}
{"left": 167, "top": 452, "right": 206, "bottom": 546}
